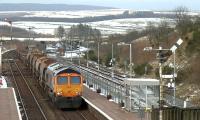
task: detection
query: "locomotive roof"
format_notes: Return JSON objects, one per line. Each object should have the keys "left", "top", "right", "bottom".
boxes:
{"left": 54, "top": 66, "right": 80, "bottom": 76}
{"left": 47, "top": 64, "right": 80, "bottom": 76}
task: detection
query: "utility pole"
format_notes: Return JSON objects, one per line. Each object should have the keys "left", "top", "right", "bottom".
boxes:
{"left": 159, "top": 47, "right": 164, "bottom": 120}
{"left": 87, "top": 41, "right": 89, "bottom": 67}
{"left": 98, "top": 41, "right": 100, "bottom": 71}
{"left": 78, "top": 41, "right": 81, "bottom": 69}
{"left": 70, "top": 39, "right": 73, "bottom": 62}
{"left": 129, "top": 43, "right": 132, "bottom": 78}
{"left": 111, "top": 43, "right": 114, "bottom": 78}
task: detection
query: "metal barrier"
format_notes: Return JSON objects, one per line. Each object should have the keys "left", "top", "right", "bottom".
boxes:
{"left": 151, "top": 107, "right": 200, "bottom": 120}
{"left": 79, "top": 66, "right": 159, "bottom": 112}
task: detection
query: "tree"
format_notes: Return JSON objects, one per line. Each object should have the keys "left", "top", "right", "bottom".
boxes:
{"left": 67, "top": 24, "right": 101, "bottom": 42}
{"left": 174, "top": 6, "right": 192, "bottom": 36}
{"left": 55, "top": 26, "right": 65, "bottom": 40}
{"left": 146, "top": 20, "right": 171, "bottom": 47}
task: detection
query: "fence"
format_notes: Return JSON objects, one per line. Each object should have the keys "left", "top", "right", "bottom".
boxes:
{"left": 151, "top": 107, "right": 200, "bottom": 120}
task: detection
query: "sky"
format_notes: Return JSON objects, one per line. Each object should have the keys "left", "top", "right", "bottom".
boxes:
{"left": 0, "top": 0, "right": 199, "bottom": 11}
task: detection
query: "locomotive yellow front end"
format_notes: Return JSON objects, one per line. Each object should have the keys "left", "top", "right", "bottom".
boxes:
{"left": 53, "top": 69, "right": 83, "bottom": 108}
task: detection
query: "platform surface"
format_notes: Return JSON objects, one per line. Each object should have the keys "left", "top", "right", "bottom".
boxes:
{"left": 83, "top": 86, "right": 148, "bottom": 120}
{"left": 0, "top": 88, "right": 21, "bottom": 120}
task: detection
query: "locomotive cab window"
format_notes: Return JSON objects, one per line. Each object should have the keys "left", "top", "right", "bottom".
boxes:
{"left": 71, "top": 76, "right": 81, "bottom": 84}
{"left": 57, "top": 77, "right": 68, "bottom": 85}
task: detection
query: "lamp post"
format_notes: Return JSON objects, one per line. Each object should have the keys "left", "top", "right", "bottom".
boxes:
{"left": 117, "top": 43, "right": 133, "bottom": 78}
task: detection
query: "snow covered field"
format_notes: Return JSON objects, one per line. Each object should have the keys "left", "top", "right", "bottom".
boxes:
{"left": 11, "top": 18, "right": 173, "bottom": 36}
{"left": 22, "top": 9, "right": 126, "bottom": 18}
{"left": 0, "top": 9, "right": 177, "bottom": 36}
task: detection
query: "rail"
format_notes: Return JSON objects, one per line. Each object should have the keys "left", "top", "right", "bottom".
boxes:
{"left": 8, "top": 59, "right": 48, "bottom": 120}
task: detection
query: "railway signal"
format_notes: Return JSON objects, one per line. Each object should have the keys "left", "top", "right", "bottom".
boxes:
{"left": 143, "top": 38, "right": 183, "bottom": 120}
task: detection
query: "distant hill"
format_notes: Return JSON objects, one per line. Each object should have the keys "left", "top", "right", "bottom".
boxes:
{"left": 0, "top": 3, "right": 114, "bottom": 11}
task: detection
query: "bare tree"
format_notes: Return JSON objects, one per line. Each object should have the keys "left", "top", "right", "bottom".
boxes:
{"left": 146, "top": 20, "right": 171, "bottom": 47}
{"left": 55, "top": 25, "right": 65, "bottom": 40}
{"left": 174, "top": 6, "right": 192, "bottom": 36}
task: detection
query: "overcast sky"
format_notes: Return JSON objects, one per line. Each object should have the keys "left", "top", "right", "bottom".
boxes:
{"left": 0, "top": 0, "right": 199, "bottom": 10}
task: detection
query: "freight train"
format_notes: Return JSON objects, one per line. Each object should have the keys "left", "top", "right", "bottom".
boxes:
{"left": 26, "top": 51, "right": 83, "bottom": 108}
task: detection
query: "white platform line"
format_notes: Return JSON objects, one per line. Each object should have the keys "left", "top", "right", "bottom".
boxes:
{"left": 12, "top": 88, "right": 22, "bottom": 120}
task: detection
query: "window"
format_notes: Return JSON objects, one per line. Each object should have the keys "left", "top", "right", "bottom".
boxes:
{"left": 57, "top": 77, "right": 68, "bottom": 85}
{"left": 71, "top": 76, "right": 81, "bottom": 84}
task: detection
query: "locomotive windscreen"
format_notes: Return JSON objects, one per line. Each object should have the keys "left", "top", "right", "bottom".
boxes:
{"left": 71, "top": 76, "right": 81, "bottom": 84}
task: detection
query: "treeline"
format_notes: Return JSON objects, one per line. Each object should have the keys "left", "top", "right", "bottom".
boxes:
{"left": 0, "top": 25, "right": 53, "bottom": 38}
{"left": 55, "top": 23, "right": 101, "bottom": 41}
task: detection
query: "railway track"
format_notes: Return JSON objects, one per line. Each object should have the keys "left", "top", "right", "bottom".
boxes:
{"left": 7, "top": 59, "right": 48, "bottom": 120}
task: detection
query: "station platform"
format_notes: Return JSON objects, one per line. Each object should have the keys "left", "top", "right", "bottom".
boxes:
{"left": 82, "top": 86, "right": 148, "bottom": 120}
{"left": 0, "top": 88, "right": 22, "bottom": 120}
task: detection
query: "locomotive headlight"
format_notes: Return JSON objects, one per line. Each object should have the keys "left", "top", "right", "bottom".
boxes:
{"left": 57, "top": 91, "right": 63, "bottom": 96}
{"left": 76, "top": 91, "right": 82, "bottom": 96}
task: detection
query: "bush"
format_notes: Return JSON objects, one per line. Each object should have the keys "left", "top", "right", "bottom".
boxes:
{"left": 186, "top": 31, "right": 200, "bottom": 56}
{"left": 134, "top": 63, "right": 153, "bottom": 76}
{"left": 155, "top": 65, "right": 174, "bottom": 78}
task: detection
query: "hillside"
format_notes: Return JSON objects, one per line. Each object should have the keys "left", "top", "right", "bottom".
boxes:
{"left": 0, "top": 3, "right": 114, "bottom": 11}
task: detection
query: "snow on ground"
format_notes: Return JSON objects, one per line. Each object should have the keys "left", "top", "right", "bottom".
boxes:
{"left": 88, "top": 18, "right": 174, "bottom": 35}
{"left": 12, "top": 21, "right": 78, "bottom": 34}
{"left": 154, "top": 11, "right": 200, "bottom": 16}
{"left": 1, "top": 37, "right": 59, "bottom": 41}
{"left": 11, "top": 18, "right": 173, "bottom": 36}
{"left": 0, "top": 21, "right": 11, "bottom": 26}
{"left": 1, "top": 10, "right": 178, "bottom": 36}
{"left": 22, "top": 9, "right": 127, "bottom": 18}
{"left": 45, "top": 45, "right": 89, "bottom": 58}
{"left": 63, "top": 46, "right": 89, "bottom": 58}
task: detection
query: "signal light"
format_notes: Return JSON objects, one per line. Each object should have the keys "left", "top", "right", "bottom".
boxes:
{"left": 158, "top": 51, "right": 172, "bottom": 63}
